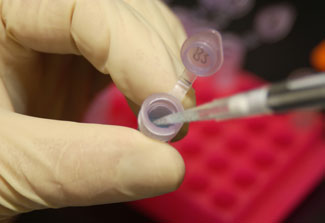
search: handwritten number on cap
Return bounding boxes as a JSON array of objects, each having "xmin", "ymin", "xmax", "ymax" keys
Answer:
[{"xmin": 193, "ymin": 47, "xmax": 209, "ymax": 64}]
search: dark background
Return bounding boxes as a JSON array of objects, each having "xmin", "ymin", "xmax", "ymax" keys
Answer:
[{"xmin": 17, "ymin": 0, "xmax": 325, "ymax": 222}]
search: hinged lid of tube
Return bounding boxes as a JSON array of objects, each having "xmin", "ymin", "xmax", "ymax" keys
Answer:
[{"xmin": 181, "ymin": 29, "xmax": 224, "ymax": 77}]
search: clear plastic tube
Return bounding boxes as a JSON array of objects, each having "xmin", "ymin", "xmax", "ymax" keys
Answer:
[
  {"xmin": 138, "ymin": 28, "xmax": 223, "ymax": 141},
  {"xmin": 138, "ymin": 93, "xmax": 185, "ymax": 141}
]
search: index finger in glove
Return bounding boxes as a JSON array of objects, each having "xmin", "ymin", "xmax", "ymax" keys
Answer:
[{"xmin": 1, "ymin": 0, "xmax": 195, "ymax": 108}]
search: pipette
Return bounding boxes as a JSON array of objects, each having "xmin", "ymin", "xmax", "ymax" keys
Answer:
[{"xmin": 153, "ymin": 73, "xmax": 325, "ymax": 125}]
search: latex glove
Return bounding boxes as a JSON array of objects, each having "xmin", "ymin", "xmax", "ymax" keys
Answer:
[{"xmin": 0, "ymin": 0, "xmax": 196, "ymax": 221}]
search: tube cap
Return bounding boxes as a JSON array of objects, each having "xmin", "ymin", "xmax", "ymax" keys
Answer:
[{"xmin": 181, "ymin": 28, "xmax": 223, "ymax": 77}]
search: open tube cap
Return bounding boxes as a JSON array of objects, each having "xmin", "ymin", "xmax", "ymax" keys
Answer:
[{"xmin": 181, "ymin": 28, "xmax": 223, "ymax": 77}]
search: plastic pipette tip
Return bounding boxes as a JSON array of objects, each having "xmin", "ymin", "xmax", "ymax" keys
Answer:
[
  {"xmin": 153, "ymin": 108, "xmax": 200, "ymax": 125},
  {"xmin": 153, "ymin": 113, "xmax": 181, "ymax": 126}
]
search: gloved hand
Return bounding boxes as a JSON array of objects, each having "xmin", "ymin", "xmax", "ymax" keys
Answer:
[{"xmin": 0, "ymin": 0, "xmax": 195, "ymax": 221}]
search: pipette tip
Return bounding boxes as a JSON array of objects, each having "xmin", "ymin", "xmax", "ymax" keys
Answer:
[{"xmin": 153, "ymin": 112, "xmax": 184, "ymax": 126}]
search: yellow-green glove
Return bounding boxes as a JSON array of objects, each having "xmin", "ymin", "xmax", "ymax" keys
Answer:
[{"xmin": 0, "ymin": 0, "xmax": 195, "ymax": 221}]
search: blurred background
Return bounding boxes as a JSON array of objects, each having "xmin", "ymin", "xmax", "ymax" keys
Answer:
[{"xmin": 17, "ymin": 0, "xmax": 324, "ymax": 222}]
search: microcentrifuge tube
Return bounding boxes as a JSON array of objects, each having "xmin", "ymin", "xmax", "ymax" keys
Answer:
[
  {"xmin": 254, "ymin": 3, "xmax": 296, "ymax": 43},
  {"xmin": 200, "ymin": 0, "xmax": 255, "ymax": 26},
  {"xmin": 138, "ymin": 28, "xmax": 223, "ymax": 141}
]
